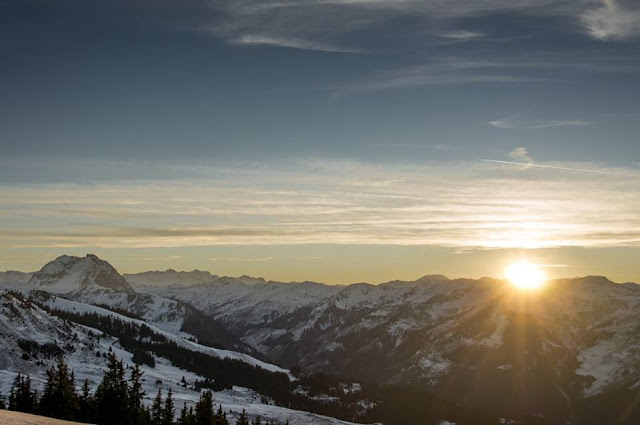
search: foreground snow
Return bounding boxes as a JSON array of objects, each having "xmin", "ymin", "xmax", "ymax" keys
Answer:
[{"xmin": 0, "ymin": 410, "xmax": 90, "ymax": 425}]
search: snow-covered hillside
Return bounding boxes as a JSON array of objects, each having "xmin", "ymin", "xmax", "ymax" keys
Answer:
[
  {"xmin": 37, "ymin": 295, "xmax": 292, "ymax": 378},
  {"xmin": 0, "ymin": 291, "xmax": 356, "ymax": 425}
]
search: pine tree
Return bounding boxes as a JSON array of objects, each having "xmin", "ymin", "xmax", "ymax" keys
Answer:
[
  {"xmin": 39, "ymin": 367, "xmax": 56, "ymax": 416},
  {"xmin": 140, "ymin": 405, "xmax": 153, "ymax": 425},
  {"xmin": 129, "ymin": 364, "xmax": 147, "ymax": 425},
  {"xmin": 251, "ymin": 415, "xmax": 262, "ymax": 425},
  {"xmin": 215, "ymin": 405, "xmax": 229, "ymax": 425},
  {"xmin": 94, "ymin": 353, "xmax": 131, "ymax": 425},
  {"xmin": 9, "ymin": 374, "xmax": 38, "ymax": 413},
  {"xmin": 39, "ymin": 357, "xmax": 79, "ymax": 420},
  {"xmin": 236, "ymin": 410, "xmax": 250, "ymax": 425},
  {"xmin": 78, "ymin": 379, "xmax": 94, "ymax": 423},
  {"xmin": 163, "ymin": 388, "xmax": 174, "ymax": 425},
  {"xmin": 179, "ymin": 402, "xmax": 189, "ymax": 425},
  {"xmin": 151, "ymin": 387, "xmax": 164, "ymax": 425},
  {"xmin": 194, "ymin": 391, "xmax": 214, "ymax": 425},
  {"xmin": 188, "ymin": 406, "xmax": 195, "ymax": 425}
]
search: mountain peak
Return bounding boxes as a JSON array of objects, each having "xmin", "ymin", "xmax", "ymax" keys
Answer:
[
  {"xmin": 124, "ymin": 269, "xmax": 219, "ymax": 287},
  {"xmin": 29, "ymin": 254, "xmax": 133, "ymax": 294},
  {"xmin": 416, "ymin": 274, "xmax": 450, "ymax": 283},
  {"xmin": 561, "ymin": 275, "xmax": 616, "ymax": 288},
  {"xmin": 236, "ymin": 275, "xmax": 266, "ymax": 285}
]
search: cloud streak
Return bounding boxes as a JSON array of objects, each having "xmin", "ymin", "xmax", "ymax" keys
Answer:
[
  {"xmin": 340, "ymin": 59, "xmax": 554, "ymax": 93},
  {"xmin": 208, "ymin": 0, "xmax": 640, "ymax": 57},
  {"xmin": 581, "ymin": 0, "xmax": 640, "ymax": 40},
  {"xmin": 2, "ymin": 158, "xmax": 640, "ymax": 251},
  {"xmin": 508, "ymin": 147, "xmax": 533, "ymax": 162},
  {"xmin": 489, "ymin": 119, "xmax": 591, "ymax": 129},
  {"xmin": 210, "ymin": 257, "xmax": 273, "ymax": 262},
  {"xmin": 229, "ymin": 34, "xmax": 363, "ymax": 53},
  {"xmin": 482, "ymin": 159, "xmax": 640, "ymax": 178}
]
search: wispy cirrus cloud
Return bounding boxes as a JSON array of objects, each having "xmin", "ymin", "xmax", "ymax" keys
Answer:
[
  {"xmin": 483, "ymin": 146, "xmax": 640, "ymax": 177},
  {"xmin": 376, "ymin": 142, "xmax": 461, "ymax": 152},
  {"xmin": 210, "ymin": 257, "xmax": 273, "ymax": 262},
  {"xmin": 581, "ymin": 0, "xmax": 640, "ymax": 40},
  {"xmin": 508, "ymin": 147, "xmax": 533, "ymax": 162},
  {"xmin": 339, "ymin": 59, "xmax": 551, "ymax": 92},
  {"xmin": 438, "ymin": 30, "xmax": 484, "ymax": 40},
  {"xmin": 336, "ymin": 54, "xmax": 637, "ymax": 94},
  {"xmin": 208, "ymin": 0, "xmax": 640, "ymax": 56},
  {"xmin": 289, "ymin": 256, "xmax": 326, "ymax": 261},
  {"xmin": 483, "ymin": 158, "xmax": 640, "ymax": 178},
  {"xmin": 229, "ymin": 34, "xmax": 364, "ymax": 53},
  {"xmin": 2, "ymin": 157, "xmax": 640, "ymax": 251},
  {"xmin": 489, "ymin": 118, "xmax": 591, "ymax": 129}
]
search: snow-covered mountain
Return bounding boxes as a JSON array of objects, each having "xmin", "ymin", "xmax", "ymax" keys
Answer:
[
  {"xmin": 124, "ymin": 269, "xmax": 220, "ymax": 287},
  {"xmin": 0, "ymin": 255, "xmax": 255, "ymax": 354},
  {"xmin": 0, "ymin": 291, "xmax": 357, "ymax": 425},
  {"xmin": 141, "ymin": 271, "xmax": 640, "ymax": 423},
  {"xmin": 0, "ymin": 271, "xmax": 33, "ymax": 286},
  {"xmin": 3, "ymin": 254, "xmax": 640, "ymax": 423},
  {"xmin": 137, "ymin": 278, "xmax": 341, "ymax": 329},
  {"xmin": 28, "ymin": 254, "xmax": 133, "ymax": 295},
  {"xmin": 124, "ymin": 270, "xmax": 275, "ymax": 289}
]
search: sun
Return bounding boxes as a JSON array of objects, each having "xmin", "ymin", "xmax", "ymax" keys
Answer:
[{"xmin": 505, "ymin": 261, "xmax": 546, "ymax": 290}]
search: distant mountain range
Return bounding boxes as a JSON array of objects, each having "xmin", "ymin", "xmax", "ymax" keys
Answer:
[{"xmin": 1, "ymin": 254, "xmax": 639, "ymax": 425}]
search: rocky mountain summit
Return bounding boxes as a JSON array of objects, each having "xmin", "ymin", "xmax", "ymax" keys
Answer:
[{"xmin": 28, "ymin": 254, "xmax": 134, "ymax": 294}]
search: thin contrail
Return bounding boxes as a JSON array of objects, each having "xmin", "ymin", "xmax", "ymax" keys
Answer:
[{"xmin": 481, "ymin": 159, "xmax": 640, "ymax": 178}]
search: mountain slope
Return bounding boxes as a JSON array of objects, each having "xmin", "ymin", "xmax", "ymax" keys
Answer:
[
  {"xmin": 0, "ymin": 271, "xmax": 33, "ymax": 286},
  {"xmin": 144, "ymin": 272, "xmax": 640, "ymax": 423},
  {"xmin": 0, "ymin": 255, "xmax": 254, "ymax": 354},
  {"xmin": 134, "ymin": 276, "xmax": 342, "ymax": 329},
  {"xmin": 0, "ymin": 291, "xmax": 360, "ymax": 425},
  {"xmin": 124, "ymin": 269, "xmax": 220, "ymax": 287}
]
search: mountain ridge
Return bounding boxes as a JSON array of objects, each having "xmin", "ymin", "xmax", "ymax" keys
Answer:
[
  {"xmin": 2, "ymin": 254, "xmax": 640, "ymax": 423},
  {"xmin": 3, "ymin": 254, "xmax": 637, "ymax": 288}
]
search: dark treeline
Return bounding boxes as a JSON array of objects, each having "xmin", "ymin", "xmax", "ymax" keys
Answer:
[
  {"xmin": 3, "ymin": 355, "xmax": 283, "ymax": 425},
  {"xmin": 40, "ymin": 307, "xmax": 292, "ymax": 404},
  {"xmin": 287, "ymin": 373, "xmax": 556, "ymax": 425}
]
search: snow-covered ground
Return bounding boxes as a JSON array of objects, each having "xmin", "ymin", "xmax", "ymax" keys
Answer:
[
  {"xmin": 39, "ymin": 295, "xmax": 293, "ymax": 378},
  {"xmin": 0, "ymin": 291, "xmax": 358, "ymax": 425},
  {"xmin": 0, "ymin": 410, "xmax": 90, "ymax": 425}
]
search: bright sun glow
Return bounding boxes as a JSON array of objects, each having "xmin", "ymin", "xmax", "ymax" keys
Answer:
[{"xmin": 505, "ymin": 261, "xmax": 546, "ymax": 290}]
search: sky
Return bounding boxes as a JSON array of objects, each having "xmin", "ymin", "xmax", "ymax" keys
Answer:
[{"xmin": 1, "ymin": 0, "xmax": 640, "ymax": 284}]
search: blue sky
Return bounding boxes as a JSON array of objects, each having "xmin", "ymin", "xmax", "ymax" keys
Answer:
[{"xmin": 1, "ymin": 0, "xmax": 640, "ymax": 283}]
